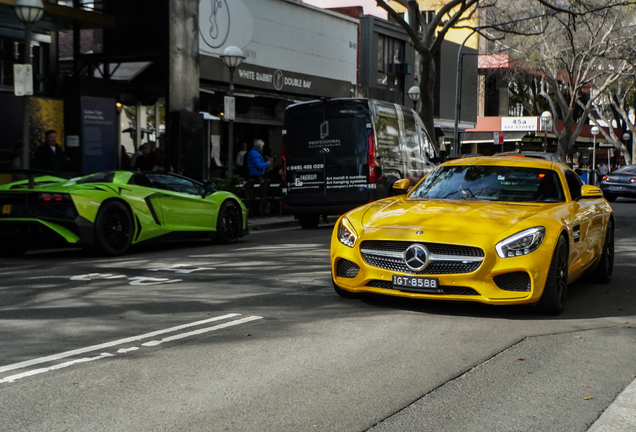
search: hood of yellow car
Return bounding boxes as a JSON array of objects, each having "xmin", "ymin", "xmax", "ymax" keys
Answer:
[{"xmin": 361, "ymin": 197, "xmax": 550, "ymax": 235}]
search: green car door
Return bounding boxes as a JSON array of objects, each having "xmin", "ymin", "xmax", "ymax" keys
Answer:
[{"xmin": 144, "ymin": 173, "xmax": 218, "ymax": 231}]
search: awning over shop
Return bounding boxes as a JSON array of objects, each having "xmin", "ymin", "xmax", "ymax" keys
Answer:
[{"xmin": 461, "ymin": 131, "xmax": 529, "ymax": 144}]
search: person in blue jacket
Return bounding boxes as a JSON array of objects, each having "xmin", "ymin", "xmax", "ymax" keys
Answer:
[{"xmin": 246, "ymin": 139, "xmax": 270, "ymax": 182}]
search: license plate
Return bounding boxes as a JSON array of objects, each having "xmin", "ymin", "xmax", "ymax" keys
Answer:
[
  {"xmin": 392, "ymin": 275, "xmax": 439, "ymax": 292},
  {"xmin": 609, "ymin": 186, "xmax": 623, "ymax": 191},
  {"xmin": 2, "ymin": 204, "xmax": 10, "ymax": 215},
  {"xmin": 300, "ymin": 174, "xmax": 317, "ymax": 181}
]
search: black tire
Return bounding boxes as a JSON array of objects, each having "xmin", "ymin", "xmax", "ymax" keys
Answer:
[
  {"xmin": 591, "ymin": 220, "xmax": 614, "ymax": 283},
  {"xmin": 604, "ymin": 194, "xmax": 617, "ymax": 202},
  {"xmin": 94, "ymin": 200, "xmax": 134, "ymax": 256},
  {"xmin": 216, "ymin": 200, "xmax": 242, "ymax": 243},
  {"xmin": 333, "ymin": 278, "xmax": 359, "ymax": 299},
  {"xmin": 299, "ymin": 213, "xmax": 320, "ymax": 229},
  {"xmin": 537, "ymin": 235, "xmax": 569, "ymax": 315}
]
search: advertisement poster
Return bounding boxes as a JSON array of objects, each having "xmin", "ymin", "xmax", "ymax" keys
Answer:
[
  {"xmin": 81, "ymin": 97, "xmax": 117, "ymax": 174},
  {"xmin": 0, "ymin": 95, "xmax": 63, "ymax": 172}
]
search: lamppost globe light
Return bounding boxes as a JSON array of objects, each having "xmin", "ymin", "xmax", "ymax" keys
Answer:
[
  {"xmin": 14, "ymin": 0, "xmax": 45, "ymax": 24},
  {"xmin": 220, "ymin": 46, "xmax": 245, "ymax": 69},
  {"xmin": 407, "ymin": 86, "xmax": 420, "ymax": 102},
  {"xmin": 221, "ymin": 46, "xmax": 245, "ymax": 177},
  {"xmin": 622, "ymin": 132, "xmax": 630, "ymax": 141},
  {"xmin": 540, "ymin": 110, "xmax": 552, "ymax": 121},
  {"xmin": 591, "ymin": 126, "xmax": 600, "ymax": 136}
]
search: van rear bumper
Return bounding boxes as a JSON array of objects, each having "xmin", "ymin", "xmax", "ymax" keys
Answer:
[{"xmin": 283, "ymin": 203, "xmax": 368, "ymax": 216}]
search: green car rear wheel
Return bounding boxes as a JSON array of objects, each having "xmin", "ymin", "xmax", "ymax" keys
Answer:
[{"xmin": 95, "ymin": 200, "xmax": 134, "ymax": 256}]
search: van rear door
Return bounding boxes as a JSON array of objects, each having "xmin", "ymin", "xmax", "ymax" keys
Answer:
[{"xmin": 284, "ymin": 100, "xmax": 371, "ymax": 212}]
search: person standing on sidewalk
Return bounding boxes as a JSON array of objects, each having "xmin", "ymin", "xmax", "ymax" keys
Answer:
[
  {"xmin": 246, "ymin": 139, "xmax": 270, "ymax": 183},
  {"xmin": 32, "ymin": 130, "xmax": 67, "ymax": 172}
]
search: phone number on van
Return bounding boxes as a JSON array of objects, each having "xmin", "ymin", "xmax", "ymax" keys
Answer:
[{"xmin": 287, "ymin": 164, "xmax": 324, "ymax": 171}]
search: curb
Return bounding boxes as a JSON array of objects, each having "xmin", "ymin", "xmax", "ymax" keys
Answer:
[{"xmin": 248, "ymin": 219, "xmax": 300, "ymax": 231}]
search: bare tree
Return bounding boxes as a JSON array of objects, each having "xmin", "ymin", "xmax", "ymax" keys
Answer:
[
  {"xmin": 486, "ymin": 0, "xmax": 636, "ymax": 159},
  {"xmin": 590, "ymin": 75, "xmax": 636, "ymax": 165},
  {"xmin": 375, "ymin": 0, "xmax": 485, "ymax": 146}
]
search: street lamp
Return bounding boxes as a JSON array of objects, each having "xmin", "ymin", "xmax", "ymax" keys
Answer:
[
  {"xmin": 591, "ymin": 125, "xmax": 600, "ymax": 185},
  {"xmin": 623, "ymin": 132, "xmax": 632, "ymax": 166},
  {"xmin": 14, "ymin": 0, "xmax": 45, "ymax": 170},
  {"xmin": 407, "ymin": 85, "xmax": 420, "ymax": 110},
  {"xmin": 540, "ymin": 111, "xmax": 552, "ymax": 153},
  {"xmin": 220, "ymin": 45, "xmax": 245, "ymax": 177}
]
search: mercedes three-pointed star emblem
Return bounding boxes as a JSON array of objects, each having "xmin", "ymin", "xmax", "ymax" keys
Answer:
[{"xmin": 404, "ymin": 244, "xmax": 430, "ymax": 272}]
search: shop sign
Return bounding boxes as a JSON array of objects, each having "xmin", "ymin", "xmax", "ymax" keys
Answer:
[{"xmin": 501, "ymin": 117, "xmax": 538, "ymax": 131}]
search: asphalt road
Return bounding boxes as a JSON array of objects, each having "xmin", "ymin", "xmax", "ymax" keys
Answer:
[{"xmin": 0, "ymin": 201, "xmax": 635, "ymax": 432}]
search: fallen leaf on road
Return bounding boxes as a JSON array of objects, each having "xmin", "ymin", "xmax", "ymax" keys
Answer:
[
  {"xmin": 119, "ymin": 316, "xmax": 125, "ymax": 319},
  {"xmin": 517, "ymin": 358, "xmax": 525, "ymax": 361},
  {"xmin": 584, "ymin": 397, "xmax": 593, "ymax": 400},
  {"xmin": 574, "ymin": 336, "xmax": 582, "ymax": 339},
  {"xmin": 582, "ymin": 385, "xmax": 588, "ymax": 388}
]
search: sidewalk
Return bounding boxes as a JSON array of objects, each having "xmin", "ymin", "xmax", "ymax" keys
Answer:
[{"xmin": 247, "ymin": 215, "xmax": 299, "ymax": 231}]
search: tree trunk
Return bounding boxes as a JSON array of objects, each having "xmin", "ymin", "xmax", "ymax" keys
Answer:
[{"xmin": 418, "ymin": 51, "xmax": 437, "ymax": 147}]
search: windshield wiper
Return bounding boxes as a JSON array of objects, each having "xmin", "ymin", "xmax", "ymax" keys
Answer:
[{"xmin": 443, "ymin": 189, "xmax": 476, "ymax": 199}]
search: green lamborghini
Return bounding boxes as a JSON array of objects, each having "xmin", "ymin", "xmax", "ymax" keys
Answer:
[{"xmin": 0, "ymin": 170, "xmax": 248, "ymax": 256}]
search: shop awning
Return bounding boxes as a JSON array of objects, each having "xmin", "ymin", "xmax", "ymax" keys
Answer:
[{"xmin": 461, "ymin": 131, "xmax": 530, "ymax": 144}]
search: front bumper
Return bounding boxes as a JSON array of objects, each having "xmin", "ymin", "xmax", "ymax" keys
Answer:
[{"xmin": 330, "ymin": 230, "xmax": 557, "ymax": 305}]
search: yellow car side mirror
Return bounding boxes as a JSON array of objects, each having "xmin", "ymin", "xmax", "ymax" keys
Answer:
[
  {"xmin": 580, "ymin": 185, "xmax": 603, "ymax": 199},
  {"xmin": 392, "ymin": 179, "xmax": 410, "ymax": 191}
]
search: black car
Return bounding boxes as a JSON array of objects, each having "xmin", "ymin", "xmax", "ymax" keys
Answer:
[{"xmin": 600, "ymin": 165, "xmax": 636, "ymax": 201}]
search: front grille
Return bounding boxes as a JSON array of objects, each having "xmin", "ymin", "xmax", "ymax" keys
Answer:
[
  {"xmin": 494, "ymin": 272, "xmax": 531, "ymax": 292},
  {"xmin": 366, "ymin": 280, "xmax": 479, "ymax": 295},
  {"xmin": 360, "ymin": 240, "xmax": 484, "ymax": 275},
  {"xmin": 337, "ymin": 259, "xmax": 360, "ymax": 278},
  {"xmin": 361, "ymin": 241, "xmax": 484, "ymax": 257}
]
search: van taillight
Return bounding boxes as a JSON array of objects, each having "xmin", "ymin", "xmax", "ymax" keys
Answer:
[
  {"xmin": 281, "ymin": 138, "xmax": 287, "ymax": 187},
  {"xmin": 368, "ymin": 135, "xmax": 379, "ymax": 183}
]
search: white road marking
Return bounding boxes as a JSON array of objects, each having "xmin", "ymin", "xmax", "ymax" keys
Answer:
[
  {"xmin": 70, "ymin": 273, "xmax": 128, "ymax": 281},
  {"xmin": 0, "ymin": 353, "xmax": 115, "ymax": 383},
  {"xmin": 141, "ymin": 316, "xmax": 263, "ymax": 347},
  {"xmin": 0, "ymin": 313, "xmax": 240, "ymax": 375},
  {"xmin": 117, "ymin": 347, "xmax": 139, "ymax": 354},
  {"xmin": 148, "ymin": 264, "xmax": 216, "ymax": 274},
  {"xmin": 128, "ymin": 277, "xmax": 182, "ymax": 286}
]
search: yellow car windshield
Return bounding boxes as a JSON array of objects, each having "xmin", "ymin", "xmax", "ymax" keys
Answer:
[{"xmin": 409, "ymin": 165, "xmax": 565, "ymax": 203}]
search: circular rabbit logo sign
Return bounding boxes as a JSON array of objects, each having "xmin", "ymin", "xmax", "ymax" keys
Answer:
[{"xmin": 199, "ymin": 0, "xmax": 253, "ymax": 53}]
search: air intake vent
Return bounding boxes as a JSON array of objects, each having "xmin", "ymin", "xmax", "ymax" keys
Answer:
[
  {"xmin": 337, "ymin": 259, "xmax": 360, "ymax": 278},
  {"xmin": 494, "ymin": 272, "xmax": 531, "ymax": 292}
]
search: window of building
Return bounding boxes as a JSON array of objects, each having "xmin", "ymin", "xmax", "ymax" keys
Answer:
[{"xmin": 377, "ymin": 34, "xmax": 404, "ymax": 90}]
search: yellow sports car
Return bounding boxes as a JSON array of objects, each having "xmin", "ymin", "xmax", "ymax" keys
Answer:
[{"xmin": 331, "ymin": 156, "xmax": 614, "ymax": 314}]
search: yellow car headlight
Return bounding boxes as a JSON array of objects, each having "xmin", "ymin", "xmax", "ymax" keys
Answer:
[
  {"xmin": 496, "ymin": 227, "xmax": 545, "ymax": 258},
  {"xmin": 338, "ymin": 216, "xmax": 358, "ymax": 248}
]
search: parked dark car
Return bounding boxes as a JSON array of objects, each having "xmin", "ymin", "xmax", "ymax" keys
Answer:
[{"xmin": 600, "ymin": 164, "xmax": 636, "ymax": 201}]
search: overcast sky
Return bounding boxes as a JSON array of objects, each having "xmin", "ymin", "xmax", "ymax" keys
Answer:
[{"xmin": 301, "ymin": 0, "xmax": 388, "ymax": 18}]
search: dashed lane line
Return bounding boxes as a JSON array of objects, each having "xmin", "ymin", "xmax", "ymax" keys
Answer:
[
  {"xmin": 0, "ymin": 315, "xmax": 263, "ymax": 384},
  {"xmin": 0, "ymin": 313, "xmax": 243, "ymax": 375}
]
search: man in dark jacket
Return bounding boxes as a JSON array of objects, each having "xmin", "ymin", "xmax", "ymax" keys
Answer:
[
  {"xmin": 32, "ymin": 130, "xmax": 67, "ymax": 172},
  {"xmin": 246, "ymin": 139, "xmax": 270, "ymax": 182}
]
